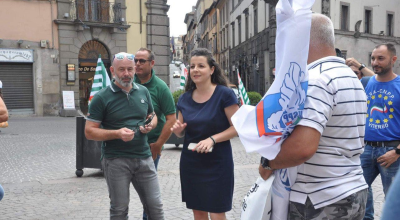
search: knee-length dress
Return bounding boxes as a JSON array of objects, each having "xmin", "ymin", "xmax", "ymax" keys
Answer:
[{"xmin": 176, "ymin": 85, "xmax": 238, "ymax": 213}]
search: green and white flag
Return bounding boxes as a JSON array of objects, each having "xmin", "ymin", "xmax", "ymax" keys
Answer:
[
  {"xmin": 237, "ymin": 69, "xmax": 250, "ymax": 105},
  {"xmin": 179, "ymin": 63, "xmax": 188, "ymax": 90},
  {"xmin": 89, "ymin": 55, "xmax": 111, "ymax": 104}
]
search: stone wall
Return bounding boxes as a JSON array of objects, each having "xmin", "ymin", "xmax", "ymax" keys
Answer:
[
  {"xmin": 0, "ymin": 39, "xmax": 60, "ymax": 116},
  {"xmin": 57, "ymin": 24, "xmax": 128, "ymax": 112},
  {"xmin": 145, "ymin": 0, "xmax": 171, "ymax": 83}
]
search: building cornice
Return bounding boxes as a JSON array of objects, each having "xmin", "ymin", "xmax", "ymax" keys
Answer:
[
  {"xmin": 54, "ymin": 19, "xmax": 130, "ymax": 30},
  {"xmin": 335, "ymin": 29, "xmax": 400, "ymax": 42}
]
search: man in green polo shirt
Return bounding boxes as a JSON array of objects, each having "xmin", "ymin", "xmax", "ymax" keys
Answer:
[
  {"xmin": 85, "ymin": 52, "xmax": 165, "ymax": 220},
  {"xmin": 134, "ymin": 48, "xmax": 176, "ymax": 220}
]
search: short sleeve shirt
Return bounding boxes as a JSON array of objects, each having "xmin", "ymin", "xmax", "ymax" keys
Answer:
[
  {"xmin": 87, "ymin": 82, "xmax": 154, "ymax": 159},
  {"xmin": 292, "ymin": 56, "xmax": 368, "ymax": 209},
  {"xmin": 134, "ymin": 70, "xmax": 176, "ymax": 143},
  {"xmin": 364, "ymin": 76, "xmax": 400, "ymax": 141}
]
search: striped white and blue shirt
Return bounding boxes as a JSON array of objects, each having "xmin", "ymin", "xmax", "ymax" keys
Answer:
[{"xmin": 291, "ymin": 56, "xmax": 368, "ymax": 209}]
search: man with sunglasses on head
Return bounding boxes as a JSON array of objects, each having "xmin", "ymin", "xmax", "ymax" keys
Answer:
[
  {"xmin": 85, "ymin": 52, "xmax": 164, "ymax": 220},
  {"xmin": 133, "ymin": 48, "xmax": 176, "ymax": 220}
]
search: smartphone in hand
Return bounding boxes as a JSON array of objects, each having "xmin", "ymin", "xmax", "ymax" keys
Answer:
[
  {"xmin": 144, "ymin": 113, "xmax": 155, "ymax": 126},
  {"xmin": 188, "ymin": 143, "xmax": 213, "ymax": 152}
]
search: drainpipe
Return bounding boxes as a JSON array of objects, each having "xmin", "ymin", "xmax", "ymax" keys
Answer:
[
  {"xmin": 140, "ymin": 0, "xmax": 142, "ymax": 33},
  {"xmin": 49, "ymin": 0, "xmax": 55, "ymax": 49}
]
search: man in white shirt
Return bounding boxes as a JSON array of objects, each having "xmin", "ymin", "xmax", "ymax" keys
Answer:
[{"xmin": 259, "ymin": 13, "xmax": 368, "ymax": 219}]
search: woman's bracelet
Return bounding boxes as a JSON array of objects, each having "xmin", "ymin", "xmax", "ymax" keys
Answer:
[
  {"xmin": 176, "ymin": 130, "xmax": 185, "ymax": 138},
  {"xmin": 209, "ymin": 136, "xmax": 216, "ymax": 146}
]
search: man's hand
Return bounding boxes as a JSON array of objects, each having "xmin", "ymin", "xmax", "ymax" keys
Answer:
[
  {"xmin": 377, "ymin": 149, "xmax": 400, "ymax": 168},
  {"xmin": 139, "ymin": 122, "xmax": 153, "ymax": 134},
  {"xmin": 345, "ymin": 57, "xmax": 362, "ymax": 69},
  {"xmin": 119, "ymin": 128, "xmax": 135, "ymax": 142},
  {"xmin": 150, "ymin": 141, "xmax": 163, "ymax": 160},
  {"xmin": 259, "ymin": 164, "xmax": 274, "ymax": 180}
]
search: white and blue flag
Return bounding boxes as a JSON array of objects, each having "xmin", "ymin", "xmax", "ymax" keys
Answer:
[{"xmin": 233, "ymin": 0, "xmax": 314, "ymax": 219}]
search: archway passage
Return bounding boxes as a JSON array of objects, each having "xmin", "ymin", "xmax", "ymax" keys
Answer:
[{"xmin": 78, "ymin": 40, "xmax": 111, "ymax": 114}]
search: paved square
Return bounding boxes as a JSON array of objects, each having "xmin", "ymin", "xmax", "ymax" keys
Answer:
[{"xmin": 0, "ymin": 117, "xmax": 384, "ymax": 219}]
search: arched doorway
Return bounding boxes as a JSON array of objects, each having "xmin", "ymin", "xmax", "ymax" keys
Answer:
[{"xmin": 78, "ymin": 40, "xmax": 111, "ymax": 114}]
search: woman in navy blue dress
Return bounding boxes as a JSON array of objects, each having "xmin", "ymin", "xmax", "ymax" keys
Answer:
[{"xmin": 171, "ymin": 48, "xmax": 239, "ymax": 220}]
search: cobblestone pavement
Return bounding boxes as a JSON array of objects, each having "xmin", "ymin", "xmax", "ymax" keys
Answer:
[{"xmin": 0, "ymin": 116, "xmax": 384, "ymax": 219}]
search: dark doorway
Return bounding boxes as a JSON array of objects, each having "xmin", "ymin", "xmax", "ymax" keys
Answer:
[{"xmin": 78, "ymin": 40, "xmax": 111, "ymax": 114}]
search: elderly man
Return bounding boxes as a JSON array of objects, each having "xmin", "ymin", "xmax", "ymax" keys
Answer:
[
  {"xmin": 85, "ymin": 52, "xmax": 164, "ymax": 220},
  {"xmin": 260, "ymin": 14, "xmax": 368, "ymax": 219}
]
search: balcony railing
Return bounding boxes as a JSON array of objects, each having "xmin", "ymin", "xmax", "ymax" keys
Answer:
[{"xmin": 70, "ymin": 0, "xmax": 122, "ymax": 23}]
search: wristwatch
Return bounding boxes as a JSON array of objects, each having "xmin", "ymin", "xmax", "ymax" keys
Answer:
[
  {"xmin": 359, "ymin": 63, "xmax": 366, "ymax": 71},
  {"xmin": 395, "ymin": 148, "xmax": 400, "ymax": 155},
  {"xmin": 260, "ymin": 157, "xmax": 273, "ymax": 170}
]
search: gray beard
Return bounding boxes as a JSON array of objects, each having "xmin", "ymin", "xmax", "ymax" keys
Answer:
[{"xmin": 114, "ymin": 75, "xmax": 133, "ymax": 88}]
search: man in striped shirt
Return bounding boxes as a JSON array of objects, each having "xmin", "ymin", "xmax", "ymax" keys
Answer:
[{"xmin": 259, "ymin": 13, "xmax": 368, "ymax": 219}]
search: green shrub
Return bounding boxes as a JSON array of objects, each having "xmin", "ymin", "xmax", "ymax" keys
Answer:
[
  {"xmin": 172, "ymin": 89, "xmax": 185, "ymax": 105},
  {"xmin": 247, "ymin": 91, "xmax": 262, "ymax": 106}
]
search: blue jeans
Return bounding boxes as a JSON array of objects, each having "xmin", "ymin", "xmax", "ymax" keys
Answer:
[
  {"xmin": 381, "ymin": 168, "xmax": 400, "ymax": 220},
  {"xmin": 0, "ymin": 184, "xmax": 4, "ymax": 201},
  {"xmin": 360, "ymin": 144, "xmax": 400, "ymax": 220},
  {"xmin": 143, "ymin": 154, "xmax": 161, "ymax": 220},
  {"xmin": 102, "ymin": 157, "xmax": 164, "ymax": 220}
]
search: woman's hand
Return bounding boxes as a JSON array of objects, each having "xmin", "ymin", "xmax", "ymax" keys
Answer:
[
  {"xmin": 192, "ymin": 138, "xmax": 214, "ymax": 154},
  {"xmin": 171, "ymin": 120, "xmax": 187, "ymax": 137}
]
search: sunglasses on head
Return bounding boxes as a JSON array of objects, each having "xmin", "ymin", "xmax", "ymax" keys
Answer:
[
  {"xmin": 134, "ymin": 59, "xmax": 152, "ymax": 64},
  {"xmin": 114, "ymin": 53, "xmax": 135, "ymax": 61}
]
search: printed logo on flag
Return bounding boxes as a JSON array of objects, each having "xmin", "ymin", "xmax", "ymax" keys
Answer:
[
  {"xmin": 279, "ymin": 169, "xmax": 291, "ymax": 192},
  {"xmin": 256, "ymin": 62, "xmax": 307, "ymax": 138}
]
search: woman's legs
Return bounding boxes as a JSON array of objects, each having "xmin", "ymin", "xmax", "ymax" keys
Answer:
[
  {"xmin": 193, "ymin": 210, "xmax": 208, "ymax": 220},
  {"xmin": 210, "ymin": 212, "xmax": 226, "ymax": 220},
  {"xmin": 192, "ymin": 210, "xmax": 227, "ymax": 220}
]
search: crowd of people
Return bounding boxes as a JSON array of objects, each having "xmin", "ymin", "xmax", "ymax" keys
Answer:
[
  {"xmin": 81, "ymin": 12, "xmax": 400, "ymax": 220},
  {"xmin": 0, "ymin": 9, "xmax": 391, "ymax": 220}
]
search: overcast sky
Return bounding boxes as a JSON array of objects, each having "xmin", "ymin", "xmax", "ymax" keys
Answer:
[{"xmin": 168, "ymin": 0, "xmax": 198, "ymax": 37}]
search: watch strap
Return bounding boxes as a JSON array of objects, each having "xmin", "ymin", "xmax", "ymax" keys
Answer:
[
  {"xmin": 260, "ymin": 157, "xmax": 273, "ymax": 170},
  {"xmin": 359, "ymin": 64, "xmax": 366, "ymax": 71}
]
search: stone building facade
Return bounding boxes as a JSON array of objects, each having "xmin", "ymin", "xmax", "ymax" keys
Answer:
[
  {"xmin": 55, "ymin": 0, "xmax": 129, "ymax": 115},
  {"xmin": 0, "ymin": 0, "xmax": 60, "ymax": 116},
  {"xmin": 0, "ymin": 0, "xmax": 171, "ymax": 116},
  {"xmin": 183, "ymin": 0, "xmax": 400, "ymax": 96}
]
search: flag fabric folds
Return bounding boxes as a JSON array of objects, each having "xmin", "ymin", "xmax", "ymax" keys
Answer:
[
  {"xmin": 232, "ymin": 0, "xmax": 314, "ymax": 219},
  {"xmin": 179, "ymin": 63, "xmax": 188, "ymax": 90},
  {"xmin": 88, "ymin": 55, "xmax": 111, "ymax": 104},
  {"xmin": 232, "ymin": 0, "xmax": 313, "ymax": 161},
  {"xmin": 237, "ymin": 70, "xmax": 250, "ymax": 105}
]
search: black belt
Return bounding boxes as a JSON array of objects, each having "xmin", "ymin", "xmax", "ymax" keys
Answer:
[{"xmin": 365, "ymin": 141, "xmax": 400, "ymax": 147}]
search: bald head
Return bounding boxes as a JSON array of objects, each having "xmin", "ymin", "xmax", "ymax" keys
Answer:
[
  {"xmin": 308, "ymin": 13, "xmax": 336, "ymax": 64},
  {"xmin": 112, "ymin": 52, "xmax": 135, "ymax": 67},
  {"xmin": 111, "ymin": 52, "xmax": 135, "ymax": 89}
]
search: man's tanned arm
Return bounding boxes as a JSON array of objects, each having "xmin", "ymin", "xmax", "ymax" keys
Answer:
[
  {"xmin": 259, "ymin": 125, "xmax": 320, "ymax": 180},
  {"xmin": 0, "ymin": 97, "xmax": 8, "ymax": 123}
]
